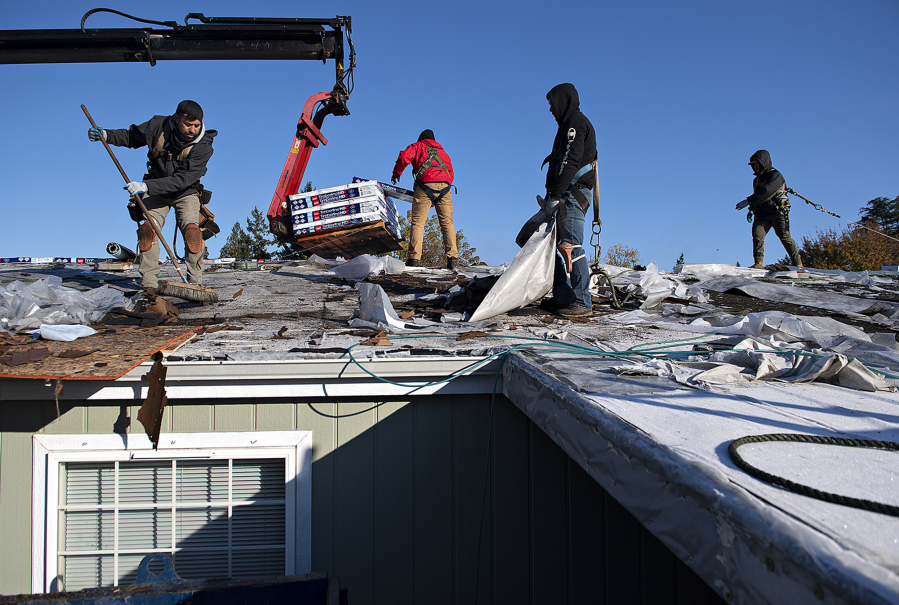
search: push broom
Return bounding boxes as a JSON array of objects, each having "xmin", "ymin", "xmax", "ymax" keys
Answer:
[{"xmin": 82, "ymin": 105, "xmax": 218, "ymax": 304}]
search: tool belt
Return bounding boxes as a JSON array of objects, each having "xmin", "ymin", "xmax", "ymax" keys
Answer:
[
  {"xmin": 126, "ymin": 185, "xmax": 218, "ymax": 241},
  {"xmin": 198, "ymin": 204, "xmax": 220, "ymax": 240}
]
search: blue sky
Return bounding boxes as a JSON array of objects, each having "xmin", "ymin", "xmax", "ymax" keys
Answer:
[{"xmin": 1, "ymin": 0, "xmax": 896, "ymax": 268}]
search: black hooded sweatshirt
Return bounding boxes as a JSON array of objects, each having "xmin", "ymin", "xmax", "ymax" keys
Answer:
[
  {"xmin": 746, "ymin": 149, "xmax": 788, "ymax": 211},
  {"xmin": 543, "ymin": 83, "xmax": 597, "ymax": 200},
  {"xmin": 105, "ymin": 115, "xmax": 217, "ymax": 198}
]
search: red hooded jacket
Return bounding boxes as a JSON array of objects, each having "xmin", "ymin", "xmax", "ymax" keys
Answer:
[{"xmin": 392, "ymin": 139, "xmax": 454, "ymax": 184}]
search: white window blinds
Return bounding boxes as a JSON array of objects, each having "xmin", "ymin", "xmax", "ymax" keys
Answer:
[{"xmin": 60, "ymin": 457, "xmax": 286, "ymax": 591}]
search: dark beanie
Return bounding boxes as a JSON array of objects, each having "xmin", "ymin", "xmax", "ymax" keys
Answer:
[
  {"xmin": 418, "ymin": 129, "xmax": 435, "ymax": 141},
  {"xmin": 176, "ymin": 100, "xmax": 203, "ymax": 122}
]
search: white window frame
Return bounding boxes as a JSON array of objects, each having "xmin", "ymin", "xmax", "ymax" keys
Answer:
[{"xmin": 32, "ymin": 431, "xmax": 312, "ymax": 594}]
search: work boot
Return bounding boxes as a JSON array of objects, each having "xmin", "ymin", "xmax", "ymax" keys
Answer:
[
  {"xmin": 557, "ymin": 305, "xmax": 592, "ymax": 318},
  {"xmin": 750, "ymin": 262, "xmax": 764, "ymax": 269},
  {"xmin": 406, "ymin": 258, "xmax": 420, "ymax": 267},
  {"xmin": 447, "ymin": 257, "xmax": 458, "ymax": 271},
  {"xmin": 539, "ymin": 298, "xmax": 569, "ymax": 311}
]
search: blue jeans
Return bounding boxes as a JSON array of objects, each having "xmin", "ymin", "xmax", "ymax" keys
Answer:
[{"xmin": 551, "ymin": 191, "xmax": 592, "ymax": 310}]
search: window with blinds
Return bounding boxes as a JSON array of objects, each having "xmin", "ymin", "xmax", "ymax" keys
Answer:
[{"xmin": 59, "ymin": 457, "xmax": 287, "ymax": 591}]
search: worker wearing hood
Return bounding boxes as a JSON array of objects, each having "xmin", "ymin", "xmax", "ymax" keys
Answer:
[
  {"xmin": 735, "ymin": 150, "xmax": 802, "ymax": 269},
  {"xmin": 539, "ymin": 83, "xmax": 597, "ymax": 317}
]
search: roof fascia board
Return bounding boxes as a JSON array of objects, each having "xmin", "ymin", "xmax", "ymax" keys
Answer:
[{"xmin": 0, "ymin": 356, "xmax": 504, "ymax": 401}]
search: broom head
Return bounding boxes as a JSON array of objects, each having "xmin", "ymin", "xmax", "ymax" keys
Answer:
[{"xmin": 157, "ymin": 280, "xmax": 219, "ymax": 304}]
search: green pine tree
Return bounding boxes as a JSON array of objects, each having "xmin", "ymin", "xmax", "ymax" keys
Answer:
[
  {"xmin": 219, "ymin": 222, "xmax": 252, "ymax": 259},
  {"xmin": 246, "ymin": 206, "xmax": 275, "ymax": 259}
]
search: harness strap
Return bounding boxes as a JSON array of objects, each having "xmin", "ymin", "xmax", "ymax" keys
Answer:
[
  {"xmin": 568, "ymin": 162, "xmax": 594, "ymax": 213},
  {"xmin": 414, "ymin": 144, "xmax": 451, "ymax": 183},
  {"xmin": 149, "ymin": 119, "xmax": 194, "ymax": 164},
  {"xmin": 421, "ymin": 183, "xmax": 452, "ymax": 206}
]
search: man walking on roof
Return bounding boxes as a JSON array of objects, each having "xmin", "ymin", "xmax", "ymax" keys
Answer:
[
  {"xmin": 391, "ymin": 130, "xmax": 458, "ymax": 270},
  {"xmin": 88, "ymin": 100, "xmax": 217, "ymax": 294},
  {"xmin": 735, "ymin": 150, "xmax": 803, "ymax": 269},
  {"xmin": 540, "ymin": 83, "xmax": 597, "ymax": 318}
]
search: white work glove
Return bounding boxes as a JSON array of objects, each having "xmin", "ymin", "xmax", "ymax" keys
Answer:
[
  {"xmin": 125, "ymin": 181, "xmax": 148, "ymax": 196},
  {"xmin": 87, "ymin": 127, "xmax": 106, "ymax": 142},
  {"xmin": 735, "ymin": 199, "xmax": 750, "ymax": 210}
]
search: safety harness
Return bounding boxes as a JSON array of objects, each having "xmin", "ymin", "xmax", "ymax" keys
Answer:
[
  {"xmin": 414, "ymin": 143, "xmax": 455, "ymax": 205},
  {"xmin": 149, "ymin": 118, "xmax": 195, "ymax": 165}
]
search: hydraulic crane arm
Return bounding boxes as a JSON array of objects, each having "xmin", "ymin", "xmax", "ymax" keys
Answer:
[
  {"xmin": 0, "ymin": 8, "xmax": 356, "ymax": 245},
  {"xmin": 0, "ymin": 10, "xmax": 351, "ymax": 71}
]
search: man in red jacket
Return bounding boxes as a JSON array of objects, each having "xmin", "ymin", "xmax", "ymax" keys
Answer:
[{"xmin": 391, "ymin": 129, "xmax": 458, "ymax": 269}]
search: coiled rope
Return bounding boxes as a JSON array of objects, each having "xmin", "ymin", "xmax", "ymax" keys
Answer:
[{"xmin": 729, "ymin": 433, "xmax": 899, "ymax": 517}]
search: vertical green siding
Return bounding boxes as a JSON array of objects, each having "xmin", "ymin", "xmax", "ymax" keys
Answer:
[
  {"xmin": 373, "ymin": 400, "xmax": 413, "ymax": 605},
  {"xmin": 0, "ymin": 400, "xmax": 43, "ymax": 595},
  {"xmin": 0, "ymin": 395, "xmax": 725, "ymax": 605}
]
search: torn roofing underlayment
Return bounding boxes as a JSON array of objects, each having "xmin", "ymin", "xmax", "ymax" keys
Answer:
[{"xmin": 1, "ymin": 254, "xmax": 899, "ymax": 603}]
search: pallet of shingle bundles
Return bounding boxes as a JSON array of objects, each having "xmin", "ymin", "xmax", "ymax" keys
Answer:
[{"xmin": 287, "ymin": 181, "xmax": 403, "ymax": 257}]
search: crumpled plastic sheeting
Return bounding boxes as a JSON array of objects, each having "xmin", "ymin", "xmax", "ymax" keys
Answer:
[
  {"xmin": 590, "ymin": 262, "xmax": 708, "ymax": 307},
  {"xmin": 676, "ymin": 263, "xmax": 766, "ymax": 281},
  {"xmin": 614, "ymin": 337, "xmax": 893, "ymax": 392},
  {"xmin": 605, "ymin": 311, "xmax": 898, "ymax": 391},
  {"xmin": 351, "ymin": 282, "xmax": 500, "ymax": 333},
  {"xmin": 295, "ymin": 254, "xmax": 344, "ymax": 270},
  {"xmin": 638, "ymin": 261, "xmax": 709, "ymax": 309},
  {"xmin": 469, "ymin": 219, "xmax": 556, "ymax": 321},
  {"xmin": 0, "ymin": 276, "xmax": 132, "ymax": 332},
  {"xmin": 456, "ymin": 264, "xmax": 510, "ymax": 279},
  {"xmin": 331, "ymin": 254, "xmax": 405, "ymax": 281}
]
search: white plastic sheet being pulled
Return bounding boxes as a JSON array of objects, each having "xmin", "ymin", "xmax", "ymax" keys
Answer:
[
  {"xmin": 469, "ymin": 220, "xmax": 556, "ymax": 321},
  {"xmin": 0, "ymin": 275, "xmax": 133, "ymax": 333}
]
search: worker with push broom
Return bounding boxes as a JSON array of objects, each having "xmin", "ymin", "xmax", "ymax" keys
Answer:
[{"xmin": 87, "ymin": 100, "xmax": 217, "ymax": 301}]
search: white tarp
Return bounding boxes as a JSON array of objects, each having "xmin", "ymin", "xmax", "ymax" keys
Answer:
[
  {"xmin": 331, "ymin": 254, "xmax": 406, "ymax": 281},
  {"xmin": 0, "ymin": 275, "xmax": 132, "ymax": 332},
  {"xmin": 469, "ymin": 220, "xmax": 556, "ymax": 321}
]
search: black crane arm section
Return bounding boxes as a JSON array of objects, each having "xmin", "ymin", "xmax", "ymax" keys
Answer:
[{"xmin": 0, "ymin": 9, "xmax": 354, "ymax": 97}]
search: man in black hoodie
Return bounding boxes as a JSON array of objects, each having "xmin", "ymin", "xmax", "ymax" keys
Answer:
[
  {"xmin": 735, "ymin": 150, "xmax": 802, "ymax": 269},
  {"xmin": 88, "ymin": 100, "xmax": 217, "ymax": 293},
  {"xmin": 541, "ymin": 83, "xmax": 597, "ymax": 317}
]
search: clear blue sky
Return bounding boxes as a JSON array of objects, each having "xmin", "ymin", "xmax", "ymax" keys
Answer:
[{"xmin": 1, "ymin": 1, "xmax": 896, "ymax": 268}]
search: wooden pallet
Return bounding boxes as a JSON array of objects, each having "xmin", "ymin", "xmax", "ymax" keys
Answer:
[{"xmin": 293, "ymin": 220, "xmax": 403, "ymax": 259}]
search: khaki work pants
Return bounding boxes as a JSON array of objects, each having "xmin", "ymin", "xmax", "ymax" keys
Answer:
[
  {"xmin": 139, "ymin": 192, "xmax": 203, "ymax": 288},
  {"xmin": 409, "ymin": 182, "xmax": 457, "ymax": 261},
  {"xmin": 752, "ymin": 208, "xmax": 801, "ymax": 266}
]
